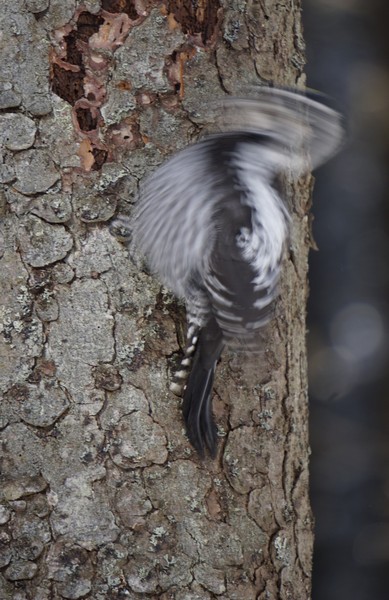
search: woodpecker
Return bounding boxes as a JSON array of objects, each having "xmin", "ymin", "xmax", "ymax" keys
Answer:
[{"xmin": 113, "ymin": 88, "xmax": 343, "ymax": 457}]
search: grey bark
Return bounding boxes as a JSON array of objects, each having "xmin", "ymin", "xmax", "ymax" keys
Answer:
[{"xmin": 0, "ymin": 1, "xmax": 312, "ymax": 599}]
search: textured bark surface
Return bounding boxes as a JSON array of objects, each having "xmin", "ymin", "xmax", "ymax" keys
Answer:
[{"xmin": 0, "ymin": 1, "xmax": 312, "ymax": 598}]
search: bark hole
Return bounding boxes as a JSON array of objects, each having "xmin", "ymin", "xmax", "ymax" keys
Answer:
[
  {"xmin": 51, "ymin": 12, "xmax": 104, "ymax": 106},
  {"xmin": 167, "ymin": 0, "xmax": 221, "ymax": 44},
  {"xmin": 51, "ymin": 64, "xmax": 84, "ymax": 105},
  {"xmin": 91, "ymin": 148, "xmax": 108, "ymax": 170},
  {"xmin": 101, "ymin": 0, "xmax": 138, "ymax": 19},
  {"xmin": 75, "ymin": 107, "xmax": 99, "ymax": 131}
]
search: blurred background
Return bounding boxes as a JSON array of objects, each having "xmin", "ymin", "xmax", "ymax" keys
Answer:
[{"xmin": 303, "ymin": 0, "xmax": 389, "ymax": 598}]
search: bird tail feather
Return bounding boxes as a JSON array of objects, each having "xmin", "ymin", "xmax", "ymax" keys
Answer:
[{"xmin": 173, "ymin": 318, "xmax": 223, "ymax": 457}]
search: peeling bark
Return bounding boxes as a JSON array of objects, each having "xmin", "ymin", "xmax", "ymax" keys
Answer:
[{"xmin": 0, "ymin": 1, "xmax": 312, "ymax": 598}]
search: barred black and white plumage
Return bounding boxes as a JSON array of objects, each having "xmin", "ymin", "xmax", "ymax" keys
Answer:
[{"xmin": 113, "ymin": 88, "xmax": 343, "ymax": 458}]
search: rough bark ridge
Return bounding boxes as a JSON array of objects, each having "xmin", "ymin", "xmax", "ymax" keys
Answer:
[{"xmin": 0, "ymin": 1, "xmax": 312, "ymax": 598}]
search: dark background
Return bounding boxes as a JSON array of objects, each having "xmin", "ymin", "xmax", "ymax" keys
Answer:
[{"xmin": 303, "ymin": 1, "xmax": 389, "ymax": 598}]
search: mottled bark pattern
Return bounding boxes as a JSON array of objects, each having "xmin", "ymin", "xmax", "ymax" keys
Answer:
[{"xmin": 0, "ymin": 0, "xmax": 311, "ymax": 598}]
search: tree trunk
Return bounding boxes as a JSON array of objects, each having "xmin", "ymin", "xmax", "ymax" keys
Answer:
[{"xmin": 0, "ymin": 1, "xmax": 312, "ymax": 599}]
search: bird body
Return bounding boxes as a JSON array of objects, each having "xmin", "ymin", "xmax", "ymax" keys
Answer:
[{"xmin": 116, "ymin": 88, "xmax": 343, "ymax": 457}]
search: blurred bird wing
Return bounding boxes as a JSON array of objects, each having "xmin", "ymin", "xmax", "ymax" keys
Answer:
[{"xmin": 217, "ymin": 87, "xmax": 344, "ymax": 173}]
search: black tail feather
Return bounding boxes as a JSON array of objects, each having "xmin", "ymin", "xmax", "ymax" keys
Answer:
[
  {"xmin": 182, "ymin": 362, "xmax": 218, "ymax": 458},
  {"xmin": 181, "ymin": 318, "xmax": 223, "ymax": 457}
]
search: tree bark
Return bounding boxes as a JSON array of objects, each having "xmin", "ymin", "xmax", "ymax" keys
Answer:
[{"xmin": 0, "ymin": 1, "xmax": 312, "ymax": 599}]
